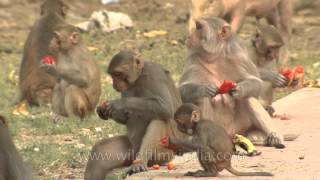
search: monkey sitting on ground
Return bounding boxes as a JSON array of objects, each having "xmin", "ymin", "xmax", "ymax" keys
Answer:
[
  {"xmin": 85, "ymin": 51, "xmax": 187, "ymax": 179},
  {"xmin": 0, "ymin": 115, "xmax": 32, "ymax": 180},
  {"xmin": 179, "ymin": 17, "xmax": 294, "ymax": 147},
  {"xmin": 170, "ymin": 103, "xmax": 273, "ymax": 177},
  {"xmin": 246, "ymin": 25, "xmax": 287, "ymax": 116},
  {"xmin": 17, "ymin": 0, "xmax": 68, "ymax": 106},
  {"xmin": 41, "ymin": 24, "xmax": 101, "ymax": 120}
]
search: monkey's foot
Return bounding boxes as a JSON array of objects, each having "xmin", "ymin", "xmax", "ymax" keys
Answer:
[
  {"xmin": 265, "ymin": 106, "xmax": 275, "ymax": 117},
  {"xmin": 185, "ymin": 170, "xmax": 217, "ymax": 177},
  {"xmin": 266, "ymin": 132, "xmax": 285, "ymax": 148},
  {"xmin": 52, "ymin": 114, "xmax": 64, "ymax": 123},
  {"xmin": 125, "ymin": 162, "xmax": 148, "ymax": 176}
]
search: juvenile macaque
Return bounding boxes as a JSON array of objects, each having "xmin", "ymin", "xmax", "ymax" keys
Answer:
[
  {"xmin": 247, "ymin": 25, "xmax": 287, "ymax": 116},
  {"xmin": 170, "ymin": 103, "xmax": 273, "ymax": 177},
  {"xmin": 85, "ymin": 51, "xmax": 186, "ymax": 179},
  {"xmin": 179, "ymin": 17, "xmax": 289, "ymax": 147},
  {"xmin": 0, "ymin": 115, "xmax": 32, "ymax": 180},
  {"xmin": 41, "ymin": 24, "xmax": 101, "ymax": 119},
  {"xmin": 189, "ymin": 0, "xmax": 292, "ymax": 67},
  {"xmin": 17, "ymin": 0, "xmax": 68, "ymax": 106}
]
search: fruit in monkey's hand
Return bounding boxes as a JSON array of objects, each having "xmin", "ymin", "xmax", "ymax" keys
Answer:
[
  {"xmin": 280, "ymin": 65, "xmax": 304, "ymax": 86},
  {"xmin": 159, "ymin": 136, "xmax": 181, "ymax": 152},
  {"xmin": 96, "ymin": 101, "xmax": 110, "ymax": 120},
  {"xmin": 41, "ymin": 55, "xmax": 56, "ymax": 65},
  {"xmin": 219, "ymin": 80, "xmax": 236, "ymax": 94}
]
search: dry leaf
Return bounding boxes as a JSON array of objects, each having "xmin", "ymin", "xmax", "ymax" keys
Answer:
[{"xmin": 143, "ymin": 30, "xmax": 167, "ymax": 38}]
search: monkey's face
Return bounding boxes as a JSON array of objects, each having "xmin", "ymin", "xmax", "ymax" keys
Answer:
[
  {"xmin": 49, "ymin": 30, "xmax": 80, "ymax": 53},
  {"xmin": 110, "ymin": 71, "xmax": 130, "ymax": 92},
  {"xmin": 175, "ymin": 114, "xmax": 196, "ymax": 136},
  {"xmin": 265, "ymin": 45, "xmax": 281, "ymax": 61}
]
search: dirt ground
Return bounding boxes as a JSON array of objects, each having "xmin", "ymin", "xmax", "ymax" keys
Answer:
[{"xmin": 0, "ymin": 0, "xmax": 319, "ymax": 179}]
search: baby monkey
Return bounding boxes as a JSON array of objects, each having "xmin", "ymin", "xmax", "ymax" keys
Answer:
[{"xmin": 170, "ymin": 103, "xmax": 273, "ymax": 177}]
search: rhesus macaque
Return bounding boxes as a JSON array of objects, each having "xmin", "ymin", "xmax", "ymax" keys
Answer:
[
  {"xmin": 170, "ymin": 103, "xmax": 273, "ymax": 177},
  {"xmin": 179, "ymin": 17, "xmax": 288, "ymax": 147},
  {"xmin": 189, "ymin": 0, "xmax": 292, "ymax": 67},
  {"xmin": 17, "ymin": 0, "xmax": 68, "ymax": 106},
  {"xmin": 41, "ymin": 24, "xmax": 101, "ymax": 119},
  {"xmin": 0, "ymin": 115, "xmax": 32, "ymax": 180},
  {"xmin": 85, "ymin": 51, "xmax": 187, "ymax": 179},
  {"xmin": 247, "ymin": 25, "xmax": 287, "ymax": 116}
]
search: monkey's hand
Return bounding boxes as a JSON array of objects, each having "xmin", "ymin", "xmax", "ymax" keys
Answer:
[
  {"xmin": 40, "ymin": 62, "xmax": 57, "ymax": 76},
  {"xmin": 96, "ymin": 102, "xmax": 109, "ymax": 120},
  {"xmin": 204, "ymin": 84, "xmax": 219, "ymax": 98},
  {"xmin": 270, "ymin": 72, "xmax": 287, "ymax": 88},
  {"xmin": 106, "ymin": 100, "xmax": 129, "ymax": 124},
  {"xmin": 230, "ymin": 84, "xmax": 244, "ymax": 99},
  {"xmin": 125, "ymin": 160, "xmax": 148, "ymax": 176}
]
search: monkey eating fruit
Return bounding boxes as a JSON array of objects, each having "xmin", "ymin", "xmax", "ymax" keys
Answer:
[{"xmin": 170, "ymin": 103, "xmax": 274, "ymax": 177}]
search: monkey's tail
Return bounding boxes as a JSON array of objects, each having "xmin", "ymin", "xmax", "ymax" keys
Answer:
[{"xmin": 226, "ymin": 166, "xmax": 273, "ymax": 176}]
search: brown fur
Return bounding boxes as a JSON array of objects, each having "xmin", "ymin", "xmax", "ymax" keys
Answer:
[
  {"xmin": 247, "ymin": 25, "xmax": 286, "ymax": 116},
  {"xmin": 171, "ymin": 103, "xmax": 273, "ymax": 177},
  {"xmin": 179, "ymin": 17, "xmax": 285, "ymax": 147},
  {"xmin": 17, "ymin": 0, "xmax": 68, "ymax": 106},
  {"xmin": 85, "ymin": 51, "xmax": 186, "ymax": 180},
  {"xmin": 189, "ymin": 0, "xmax": 293, "ymax": 67},
  {"xmin": 41, "ymin": 24, "xmax": 101, "ymax": 119},
  {"xmin": 0, "ymin": 115, "xmax": 32, "ymax": 180}
]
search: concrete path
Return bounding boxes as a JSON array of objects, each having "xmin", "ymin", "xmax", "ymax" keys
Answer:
[{"xmin": 128, "ymin": 88, "xmax": 320, "ymax": 180}]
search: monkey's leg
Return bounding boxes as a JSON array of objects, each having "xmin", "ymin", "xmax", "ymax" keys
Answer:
[
  {"xmin": 52, "ymin": 85, "xmax": 67, "ymax": 120},
  {"xmin": 134, "ymin": 120, "xmax": 174, "ymax": 168},
  {"xmin": 64, "ymin": 85, "xmax": 90, "ymax": 119},
  {"xmin": 246, "ymin": 98, "xmax": 284, "ymax": 147},
  {"xmin": 84, "ymin": 135, "xmax": 134, "ymax": 180}
]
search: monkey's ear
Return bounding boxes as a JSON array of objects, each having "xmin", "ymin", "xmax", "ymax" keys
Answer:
[
  {"xmin": 191, "ymin": 111, "xmax": 200, "ymax": 123},
  {"xmin": 219, "ymin": 25, "xmax": 232, "ymax": 40},
  {"xmin": 70, "ymin": 32, "xmax": 80, "ymax": 44},
  {"xmin": 133, "ymin": 54, "xmax": 144, "ymax": 70},
  {"xmin": 40, "ymin": 1, "xmax": 46, "ymax": 15},
  {"xmin": 53, "ymin": 31, "xmax": 62, "ymax": 40}
]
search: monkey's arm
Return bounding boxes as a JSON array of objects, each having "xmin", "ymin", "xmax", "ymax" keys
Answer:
[
  {"xmin": 57, "ymin": 68, "xmax": 89, "ymax": 87},
  {"xmin": 170, "ymin": 137, "xmax": 202, "ymax": 151},
  {"xmin": 108, "ymin": 97, "xmax": 173, "ymax": 122},
  {"xmin": 232, "ymin": 76, "xmax": 262, "ymax": 99},
  {"xmin": 259, "ymin": 69, "xmax": 287, "ymax": 87},
  {"xmin": 179, "ymin": 83, "xmax": 218, "ymax": 103}
]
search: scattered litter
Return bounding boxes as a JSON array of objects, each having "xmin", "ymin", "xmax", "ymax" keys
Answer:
[
  {"xmin": 143, "ymin": 30, "xmax": 167, "ymax": 38},
  {"xmin": 101, "ymin": 0, "xmax": 119, "ymax": 5},
  {"xmin": 76, "ymin": 10, "xmax": 133, "ymax": 33},
  {"xmin": 167, "ymin": 163, "xmax": 176, "ymax": 170},
  {"xmin": 34, "ymin": 147, "xmax": 40, "ymax": 152},
  {"xmin": 12, "ymin": 102, "xmax": 31, "ymax": 116},
  {"xmin": 95, "ymin": 127, "xmax": 102, "ymax": 132},
  {"xmin": 74, "ymin": 144, "xmax": 85, "ymax": 149},
  {"xmin": 80, "ymin": 128, "xmax": 91, "ymax": 135},
  {"xmin": 149, "ymin": 164, "xmax": 160, "ymax": 170},
  {"xmin": 87, "ymin": 46, "xmax": 99, "ymax": 52},
  {"xmin": 107, "ymin": 134, "xmax": 114, "ymax": 138}
]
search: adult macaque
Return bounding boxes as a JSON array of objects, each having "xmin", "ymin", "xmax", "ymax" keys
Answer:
[
  {"xmin": 0, "ymin": 115, "xmax": 32, "ymax": 180},
  {"xmin": 189, "ymin": 0, "xmax": 292, "ymax": 67},
  {"xmin": 85, "ymin": 51, "xmax": 186, "ymax": 179},
  {"xmin": 247, "ymin": 25, "xmax": 287, "ymax": 116},
  {"xmin": 179, "ymin": 17, "xmax": 288, "ymax": 147},
  {"xmin": 17, "ymin": 0, "xmax": 68, "ymax": 106},
  {"xmin": 170, "ymin": 103, "xmax": 273, "ymax": 177},
  {"xmin": 41, "ymin": 24, "xmax": 101, "ymax": 119}
]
